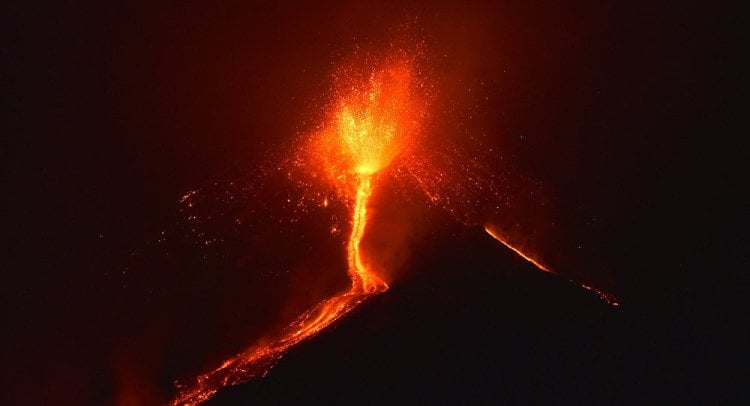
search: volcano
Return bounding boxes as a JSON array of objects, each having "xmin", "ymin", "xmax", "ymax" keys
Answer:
[
  {"xmin": 205, "ymin": 224, "xmax": 621, "ymax": 404},
  {"xmin": 5, "ymin": 2, "xmax": 742, "ymax": 405}
]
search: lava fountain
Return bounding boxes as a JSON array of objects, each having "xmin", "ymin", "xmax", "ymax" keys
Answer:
[{"xmin": 171, "ymin": 58, "xmax": 423, "ymax": 405}]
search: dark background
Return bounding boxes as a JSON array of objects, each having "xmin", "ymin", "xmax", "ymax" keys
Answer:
[{"xmin": 4, "ymin": 1, "xmax": 745, "ymax": 404}]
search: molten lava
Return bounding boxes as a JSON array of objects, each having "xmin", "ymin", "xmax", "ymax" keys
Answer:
[{"xmin": 171, "ymin": 59, "xmax": 420, "ymax": 405}]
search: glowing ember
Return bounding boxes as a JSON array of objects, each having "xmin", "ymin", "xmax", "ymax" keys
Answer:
[{"xmin": 171, "ymin": 58, "xmax": 419, "ymax": 405}]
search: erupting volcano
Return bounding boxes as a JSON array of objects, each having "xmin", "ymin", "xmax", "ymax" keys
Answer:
[
  {"xmin": 7, "ymin": 1, "xmax": 734, "ymax": 404},
  {"xmin": 172, "ymin": 49, "xmax": 617, "ymax": 405}
]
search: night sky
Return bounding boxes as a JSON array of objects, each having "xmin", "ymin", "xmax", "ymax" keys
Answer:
[{"xmin": 4, "ymin": 2, "xmax": 744, "ymax": 404}]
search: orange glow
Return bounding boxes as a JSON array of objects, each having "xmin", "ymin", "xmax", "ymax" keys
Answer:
[{"xmin": 171, "ymin": 58, "xmax": 420, "ymax": 405}]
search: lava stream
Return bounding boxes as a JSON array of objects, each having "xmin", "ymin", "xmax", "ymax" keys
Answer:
[
  {"xmin": 171, "ymin": 176, "xmax": 387, "ymax": 405},
  {"xmin": 484, "ymin": 225, "xmax": 619, "ymax": 307},
  {"xmin": 349, "ymin": 176, "xmax": 389, "ymax": 293}
]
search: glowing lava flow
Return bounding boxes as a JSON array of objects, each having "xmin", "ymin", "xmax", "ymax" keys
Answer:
[
  {"xmin": 484, "ymin": 225, "xmax": 619, "ymax": 307},
  {"xmin": 171, "ymin": 59, "xmax": 419, "ymax": 405},
  {"xmin": 349, "ymin": 176, "xmax": 388, "ymax": 293}
]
